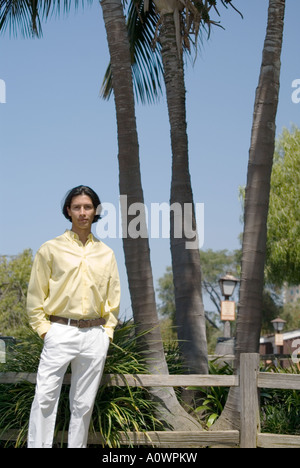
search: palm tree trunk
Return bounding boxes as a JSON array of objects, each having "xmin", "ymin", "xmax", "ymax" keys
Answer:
[
  {"xmin": 159, "ymin": 12, "xmax": 208, "ymax": 374},
  {"xmin": 212, "ymin": 0, "xmax": 285, "ymax": 431},
  {"xmin": 100, "ymin": 0, "xmax": 203, "ymax": 432},
  {"xmin": 100, "ymin": 0, "xmax": 162, "ymax": 367},
  {"xmin": 236, "ymin": 0, "xmax": 285, "ymax": 359}
]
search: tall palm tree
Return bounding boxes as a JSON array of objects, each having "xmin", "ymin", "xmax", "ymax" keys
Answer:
[
  {"xmin": 100, "ymin": 0, "xmax": 167, "ymax": 388},
  {"xmin": 213, "ymin": 0, "xmax": 286, "ymax": 431},
  {"xmin": 237, "ymin": 0, "xmax": 285, "ymax": 360},
  {"xmin": 158, "ymin": 4, "xmax": 209, "ymax": 375}
]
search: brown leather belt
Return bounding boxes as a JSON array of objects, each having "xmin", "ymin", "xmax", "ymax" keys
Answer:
[{"xmin": 49, "ymin": 315, "xmax": 106, "ymax": 328}]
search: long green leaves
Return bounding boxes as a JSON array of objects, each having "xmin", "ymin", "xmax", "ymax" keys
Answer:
[
  {"xmin": 0, "ymin": 0, "xmax": 93, "ymax": 38},
  {"xmin": 101, "ymin": 0, "xmax": 242, "ymax": 104},
  {"xmin": 128, "ymin": 0, "xmax": 163, "ymax": 104},
  {"xmin": 0, "ymin": 0, "xmax": 42, "ymax": 37},
  {"xmin": 0, "ymin": 321, "xmax": 163, "ymax": 448}
]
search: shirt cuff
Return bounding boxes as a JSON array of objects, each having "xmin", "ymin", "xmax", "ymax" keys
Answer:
[{"xmin": 36, "ymin": 321, "xmax": 51, "ymax": 338}]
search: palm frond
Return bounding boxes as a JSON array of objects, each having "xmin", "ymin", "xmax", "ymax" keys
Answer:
[
  {"xmin": 0, "ymin": 0, "xmax": 94, "ymax": 38},
  {"xmin": 0, "ymin": 0, "xmax": 42, "ymax": 38},
  {"xmin": 128, "ymin": 0, "xmax": 163, "ymax": 104},
  {"xmin": 39, "ymin": 0, "xmax": 94, "ymax": 19},
  {"xmin": 219, "ymin": 0, "xmax": 243, "ymax": 19},
  {"xmin": 101, "ymin": 0, "xmax": 243, "ymax": 105}
]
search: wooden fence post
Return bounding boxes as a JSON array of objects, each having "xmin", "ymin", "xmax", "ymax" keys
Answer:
[{"xmin": 240, "ymin": 353, "xmax": 260, "ymax": 448}]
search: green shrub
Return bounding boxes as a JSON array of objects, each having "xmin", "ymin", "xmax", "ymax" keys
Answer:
[
  {"xmin": 0, "ymin": 321, "xmax": 164, "ymax": 448},
  {"xmin": 190, "ymin": 359, "xmax": 233, "ymax": 428},
  {"xmin": 260, "ymin": 361, "xmax": 300, "ymax": 436}
]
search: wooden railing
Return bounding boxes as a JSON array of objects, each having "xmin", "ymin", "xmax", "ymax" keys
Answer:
[{"xmin": 1, "ymin": 353, "xmax": 300, "ymax": 448}]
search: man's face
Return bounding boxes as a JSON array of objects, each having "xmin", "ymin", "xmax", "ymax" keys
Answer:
[{"xmin": 67, "ymin": 194, "xmax": 96, "ymax": 230}]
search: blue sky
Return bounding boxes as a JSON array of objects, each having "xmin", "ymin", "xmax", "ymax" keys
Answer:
[{"xmin": 0, "ymin": 0, "xmax": 299, "ymax": 317}]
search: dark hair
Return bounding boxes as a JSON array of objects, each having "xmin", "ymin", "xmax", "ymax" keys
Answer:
[{"xmin": 62, "ymin": 185, "xmax": 102, "ymax": 223}]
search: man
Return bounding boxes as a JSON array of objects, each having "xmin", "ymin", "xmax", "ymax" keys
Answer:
[{"xmin": 27, "ymin": 185, "xmax": 120, "ymax": 448}]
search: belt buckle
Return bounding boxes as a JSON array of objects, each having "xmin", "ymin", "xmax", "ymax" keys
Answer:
[{"xmin": 78, "ymin": 319, "xmax": 86, "ymax": 328}]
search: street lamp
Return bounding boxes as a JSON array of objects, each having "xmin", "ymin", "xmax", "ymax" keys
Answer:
[
  {"xmin": 219, "ymin": 273, "xmax": 240, "ymax": 338},
  {"xmin": 271, "ymin": 317, "xmax": 286, "ymax": 355},
  {"xmin": 219, "ymin": 273, "xmax": 240, "ymax": 300},
  {"xmin": 271, "ymin": 317, "xmax": 286, "ymax": 333}
]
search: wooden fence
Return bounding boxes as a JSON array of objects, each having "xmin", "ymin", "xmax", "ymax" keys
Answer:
[{"xmin": 1, "ymin": 353, "xmax": 300, "ymax": 448}]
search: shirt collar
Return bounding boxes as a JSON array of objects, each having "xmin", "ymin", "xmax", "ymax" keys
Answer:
[{"xmin": 64, "ymin": 229, "xmax": 95, "ymax": 246}]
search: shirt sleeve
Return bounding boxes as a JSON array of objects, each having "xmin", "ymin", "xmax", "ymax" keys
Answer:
[
  {"xmin": 103, "ymin": 253, "xmax": 121, "ymax": 341},
  {"xmin": 27, "ymin": 247, "xmax": 52, "ymax": 338}
]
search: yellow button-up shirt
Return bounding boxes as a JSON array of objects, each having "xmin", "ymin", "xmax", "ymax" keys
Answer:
[{"xmin": 27, "ymin": 230, "xmax": 120, "ymax": 341}]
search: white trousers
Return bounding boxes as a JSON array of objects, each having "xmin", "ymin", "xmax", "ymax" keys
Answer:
[{"xmin": 28, "ymin": 323, "xmax": 110, "ymax": 448}]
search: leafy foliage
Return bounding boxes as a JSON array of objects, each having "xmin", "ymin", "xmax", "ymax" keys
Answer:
[
  {"xmin": 0, "ymin": 321, "xmax": 164, "ymax": 448},
  {"xmin": 101, "ymin": 0, "xmax": 242, "ymax": 104},
  {"xmin": 0, "ymin": 0, "xmax": 93, "ymax": 38},
  {"xmin": 0, "ymin": 250, "xmax": 33, "ymax": 337},
  {"xmin": 239, "ymin": 126, "xmax": 300, "ymax": 287},
  {"xmin": 186, "ymin": 357, "xmax": 300, "ymax": 434},
  {"xmin": 266, "ymin": 126, "xmax": 300, "ymax": 286},
  {"xmin": 0, "ymin": 0, "xmax": 42, "ymax": 37},
  {"xmin": 261, "ymin": 362, "xmax": 300, "ymax": 436},
  {"xmin": 192, "ymin": 359, "xmax": 233, "ymax": 428},
  {"xmin": 157, "ymin": 249, "xmax": 240, "ymax": 325}
]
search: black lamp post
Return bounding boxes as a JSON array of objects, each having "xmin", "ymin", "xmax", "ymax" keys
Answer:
[
  {"xmin": 271, "ymin": 317, "xmax": 286, "ymax": 333},
  {"xmin": 271, "ymin": 317, "xmax": 286, "ymax": 356},
  {"xmin": 219, "ymin": 273, "xmax": 240, "ymax": 300},
  {"xmin": 219, "ymin": 273, "xmax": 239, "ymax": 338}
]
